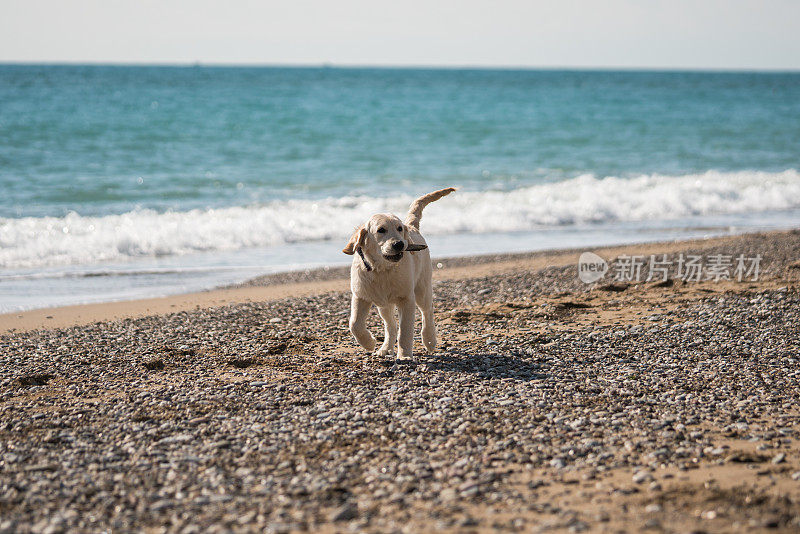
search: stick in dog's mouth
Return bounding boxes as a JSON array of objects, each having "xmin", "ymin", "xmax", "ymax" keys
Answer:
[{"xmin": 383, "ymin": 243, "xmax": 427, "ymax": 262}]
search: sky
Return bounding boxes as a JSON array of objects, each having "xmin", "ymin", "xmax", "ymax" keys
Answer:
[{"xmin": 1, "ymin": 0, "xmax": 799, "ymax": 70}]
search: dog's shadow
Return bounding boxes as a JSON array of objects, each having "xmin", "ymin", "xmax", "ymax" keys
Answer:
[{"xmin": 392, "ymin": 351, "xmax": 549, "ymax": 381}]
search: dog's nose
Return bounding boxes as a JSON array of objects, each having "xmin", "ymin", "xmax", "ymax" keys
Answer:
[{"xmin": 392, "ymin": 240, "xmax": 404, "ymax": 251}]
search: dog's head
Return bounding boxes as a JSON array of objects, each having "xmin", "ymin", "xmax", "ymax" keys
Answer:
[{"xmin": 342, "ymin": 214, "xmax": 426, "ymax": 267}]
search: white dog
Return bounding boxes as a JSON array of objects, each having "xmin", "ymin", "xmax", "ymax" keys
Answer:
[{"xmin": 343, "ymin": 187, "xmax": 455, "ymax": 360}]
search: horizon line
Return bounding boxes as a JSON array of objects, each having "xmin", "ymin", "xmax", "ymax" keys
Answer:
[{"xmin": 1, "ymin": 60, "xmax": 799, "ymax": 74}]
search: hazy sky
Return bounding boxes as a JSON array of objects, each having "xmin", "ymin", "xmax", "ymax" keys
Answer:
[{"xmin": 1, "ymin": 0, "xmax": 798, "ymax": 70}]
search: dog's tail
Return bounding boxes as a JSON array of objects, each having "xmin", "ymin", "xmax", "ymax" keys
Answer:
[{"xmin": 405, "ymin": 187, "xmax": 456, "ymax": 230}]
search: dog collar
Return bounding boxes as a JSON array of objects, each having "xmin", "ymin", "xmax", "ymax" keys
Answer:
[{"xmin": 356, "ymin": 247, "xmax": 372, "ymax": 272}]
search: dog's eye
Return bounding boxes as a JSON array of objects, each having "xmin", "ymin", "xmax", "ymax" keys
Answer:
[
  {"xmin": 377, "ymin": 227, "xmax": 386, "ymax": 233},
  {"xmin": 397, "ymin": 226, "xmax": 402, "ymax": 231}
]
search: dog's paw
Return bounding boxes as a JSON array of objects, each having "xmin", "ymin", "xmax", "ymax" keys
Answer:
[
  {"xmin": 422, "ymin": 332, "xmax": 437, "ymax": 353},
  {"xmin": 375, "ymin": 344, "xmax": 394, "ymax": 357},
  {"xmin": 355, "ymin": 335, "xmax": 376, "ymax": 352}
]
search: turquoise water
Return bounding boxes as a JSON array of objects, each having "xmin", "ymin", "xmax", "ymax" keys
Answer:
[{"xmin": 1, "ymin": 65, "xmax": 799, "ymax": 310}]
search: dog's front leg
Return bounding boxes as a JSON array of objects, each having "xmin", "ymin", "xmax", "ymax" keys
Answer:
[
  {"xmin": 376, "ymin": 305, "xmax": 397, "ymax": 356},
  {"xmin": 349, "ymin": 295, "xmax": 376, "ymax": 352},
  {"xmin": 397, "ymin": 296, "xmax": 416, "ymax": 359}
]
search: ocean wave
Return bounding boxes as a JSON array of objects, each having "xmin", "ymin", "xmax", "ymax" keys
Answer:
[{"xmin": 2, "ymin": 169, "xmax": 799, "ymax": 269}]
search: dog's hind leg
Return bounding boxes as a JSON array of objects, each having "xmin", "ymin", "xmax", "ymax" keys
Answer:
[
  {"xmin": 376, "ymin": 305, "xmax": 397, "ymax": 357},
  {"xmin": 397, "ymin": 297, "xmax": 416, "ymax": 359},
  {"xmin": 416, "ymin": 284, "xmax": 436, "ymax": 353},
  {"xmin": 349, "ymin": 295, "xmax": 376, "ymax": 352}
]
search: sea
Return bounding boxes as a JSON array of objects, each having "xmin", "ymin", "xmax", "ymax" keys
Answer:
[{"xmin": 1, "ymin": 65, "xmax": 799, "ymax": 312}]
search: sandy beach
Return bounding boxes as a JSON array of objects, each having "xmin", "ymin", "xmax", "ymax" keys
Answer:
[{"xmin": 2, "ymin": 229, "xmax": 800, "ymax": 533}]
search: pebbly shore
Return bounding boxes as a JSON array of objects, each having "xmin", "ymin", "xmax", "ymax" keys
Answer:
[{"xmin": 2, "ymin": 230, "xmax": 800, "ymax": 533}]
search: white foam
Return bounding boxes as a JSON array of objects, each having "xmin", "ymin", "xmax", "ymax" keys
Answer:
[{"xmin": 2, "ymin": 169, "xmax": 799, "ymax": 269}]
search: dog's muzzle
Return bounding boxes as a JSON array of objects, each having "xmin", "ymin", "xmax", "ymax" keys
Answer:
[
  {"xmin": 383, "ymin": 251, "xmax": 403, "ymax": 262},
  {"xmin": 383, "ymin": 240, "xmax": 405, "ymax": 262}
]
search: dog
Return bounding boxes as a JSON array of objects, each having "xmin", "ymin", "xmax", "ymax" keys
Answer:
[{"xmin": 342, "ymin": 187, "xmax": 455, "ymax": 360}]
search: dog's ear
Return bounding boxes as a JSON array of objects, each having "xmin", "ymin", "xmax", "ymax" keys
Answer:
[
  {"xmin": 342, "ymin": 226, "xmax": 367, "ymax": 255},
  {"xmin": 403, "ymin": 226, "xmax": 427, "ymax": 251}
]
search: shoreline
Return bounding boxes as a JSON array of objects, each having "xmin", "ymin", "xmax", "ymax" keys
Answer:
[
  {"xmin": 3, "ymin": 215, "xmax": 797, "ymax": 319},
  {"xmin": 1, "ymin": 229, "xmax": 794, "ymax": 334}
]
